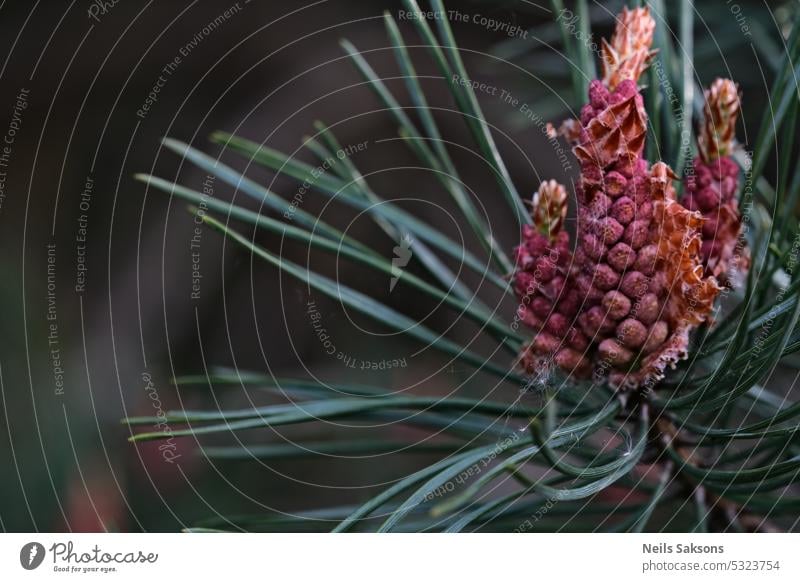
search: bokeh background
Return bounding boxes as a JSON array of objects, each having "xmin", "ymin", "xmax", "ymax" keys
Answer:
[{"xmin": 0, "ymin": 0, "xmax": 793, "ymax": 531}]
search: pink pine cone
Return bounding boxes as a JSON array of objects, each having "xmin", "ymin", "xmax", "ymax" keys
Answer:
[
  {"xmin": 513, "ymin": 81, "xmax": 720, "ymax": 389},
  {"xmin": 683, "ymin": 79, "xmax": 748, "ymax": 282},
  {"xmin": 513, "ymin": 211, "xmax": 592, "ymax": 377}
]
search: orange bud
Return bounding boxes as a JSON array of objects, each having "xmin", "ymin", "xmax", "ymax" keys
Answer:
[
  {"xmin": 531, "ymin": 180, "xmax": 569, "ymax": 238},
  {"xmin": 698, "ymin": 78, "xmax": 740, "ymax": 162},
  {"xmin": 601, "ymin": 7, "xmax": 657, "ymax": 89}
]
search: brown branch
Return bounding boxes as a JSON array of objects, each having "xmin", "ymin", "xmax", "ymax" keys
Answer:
[{"xmin": 654, "ymin": 415, "xmax": 783, "ymax": 533}]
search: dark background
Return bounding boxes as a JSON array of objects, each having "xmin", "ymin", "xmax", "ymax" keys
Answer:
[{"xmin": 0, "ymin": 0, "xmax": 788, "ymax": 531}]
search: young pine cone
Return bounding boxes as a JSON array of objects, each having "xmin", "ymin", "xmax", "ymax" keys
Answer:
[
  {"xmin": 513, "ymin": 7, "xmax": 721, "ymax": 390},
  {"xmin": 513, "ymin": 181, "xmax": 590, "ymax": 376},
  {"xmin": 683, "ymin": 79, "xmax": 748, "ymax": 281}
]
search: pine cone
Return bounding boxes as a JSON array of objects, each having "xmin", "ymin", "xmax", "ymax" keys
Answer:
[
  {"xmin": 683, "ymin": 79, "xmax": 748, "ymax": 281},
  {"xmin": 573, "ymin": 80, "xmax": 719, "ymax": 389},
  {"xmin": 514, "ymin": 9, "xmax": 721, "ymax": 390},
  {"xmin": 513, "ymin": 182, "xmax": 590, "ymax": 376}
]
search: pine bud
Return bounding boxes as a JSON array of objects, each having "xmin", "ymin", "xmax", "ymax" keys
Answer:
[
  {"xmin": 698, "ymin": 79, "xmax": 740, "ymax": 163},
  {"xmin": 530, "ymin": 179, "xmax": 568, "ymax": 237},
  {"xmin": 601, "ymin": 7, "xmax": 657, "ymax": 90}
]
